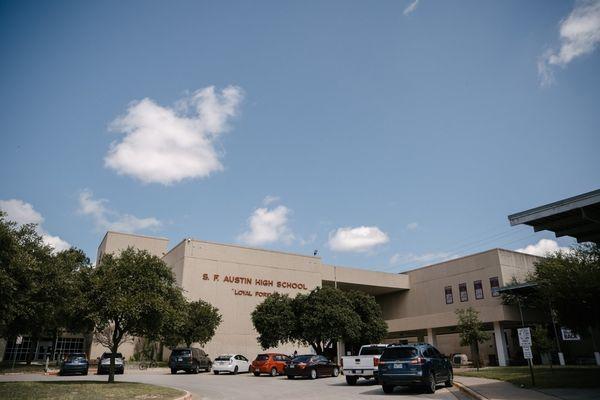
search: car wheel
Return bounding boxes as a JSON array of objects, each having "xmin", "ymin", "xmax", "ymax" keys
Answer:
[
  {"xmin": 233, "ymin": 366, "xmax": 238, "ymax": 375},
  {"xmin": 253, "ymin": 371, "xmax": 260, "ymax": 376},
  {"xmin": 382, "ymin": 384, "xmax": 395, "ymax": 394},
  {"xmin": 287, "ymin": 375, "xmax": 294, "ymax": 379},
  {"xmin": 171, "ymin": 368, "xmax": 177, "ymax": 374},
  {"xmin": 425, "ymin": 375, "xmax": 436, "ymax": 394},
  {"xmin": 346, "ymin": 376, "xmax": 358, "ymax": 385},
  {"xmin": 270, "ymin": 367, "xmax": 278, "ymax": 377},
  {"xmin": 445, "ymin": 370, "xmax": 453, "ymax": 387},
  {"xmin": 332, "ymin": 367, "xmax": 339, "ymax": 377},
  {"xmin": 213, "ymin": 370, "xmax": 219, "ymax": 375},
  {"xmin": 309, "ymin": 368, "xmax": 317, "ymax": 380},
  {"xmin": 194, "ymin": 364, "xmax": 200, "ymax": 374},
  {"xmin": 206, "ymin": 363, "xmax": 212, "ymax": 372}
]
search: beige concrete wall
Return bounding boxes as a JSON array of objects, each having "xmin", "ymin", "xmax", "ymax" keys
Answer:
[
  {"xmin": 321, "ymin": 264, "xmax": 409, "ymax": 294},
  {"xmin": 381, "ymin": 249, "xmax": 540, "ymax": 332},
  {"xmin": 97, "ymin": 231, "xmax": 169, "ymax": 263},
  {"xmin": 178, "ymin": 239, "xmax": 322, "ymax": 359}
]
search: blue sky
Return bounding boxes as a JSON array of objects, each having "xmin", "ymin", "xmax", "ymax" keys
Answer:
[{"xmin": 1, "ymin": 0, "xmax": 598, "ymax": 271}]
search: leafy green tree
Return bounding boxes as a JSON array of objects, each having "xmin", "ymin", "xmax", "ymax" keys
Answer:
[
  {"xmin": 89, "ymin": 247, "xmax": 186, "ymax": 383},
  {"xmin": 345, "ymin": 290, "xmax": 388, "ymax": 345},
  {"xmin": 533, "ymin": 243, "xmax": 600, "ymax": 336},
  {"xmin": 163, "ymin": 299, "xmax": 222, "ymax": 348},
  {"xmin": 251, "ymin": 293, "xmax": 296, "ymax": 349},
  {"xmin": 455, "ymin": 307, "xmax": 490, "ymax": 370},
  {"xmin": 293, "ymin": 286, "xmax": 362, "ymax": 354},
  {"xmin": 532, "ymin": 324, "xmax": 555, "ymax": 366},
  {"xmin": 0, "ymin": 212, "xmax": 93, "ymax": 364},
  {"xmin": 252, "ymin": 286, "xmax": 385, "ymax": 355}
]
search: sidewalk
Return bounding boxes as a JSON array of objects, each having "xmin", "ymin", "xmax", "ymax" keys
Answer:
[{"xmin": 454, "ymin": 376, "xmax": 556, "ymax": 400}]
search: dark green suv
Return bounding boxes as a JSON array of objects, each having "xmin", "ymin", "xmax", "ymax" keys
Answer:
[{"xmin": 169, "ymin": 348, "xmax": 212, "ymax": 374}]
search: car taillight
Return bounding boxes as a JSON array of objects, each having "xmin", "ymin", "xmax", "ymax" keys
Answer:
[
  {"xmin": 374, "ymin": 357, "xmax": 379, "ymax": 367},
  {"xmin": 410, "ymin": 357, "xmax": 426, "ymax": 365}
]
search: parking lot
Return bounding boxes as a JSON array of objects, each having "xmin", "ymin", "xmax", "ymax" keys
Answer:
[{"xmin": 0, "ymin": 369, "xmax": 466, "ymax": 400}]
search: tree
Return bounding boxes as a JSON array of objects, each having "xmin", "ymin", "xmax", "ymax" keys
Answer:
[
  {"xmin": 345, "ymin": 290, "xmax": 388, "ymax": 345},
  {"xmin": 0, "ymin": 212, "xmax": 92, "ymax": 364},
  {"xmin": 252, "ymin": 286, "xmax": 386, "ymax": 355},
  {"xmin": 532, "ymin": 324, "xmax": 555, "ymax": 367},
  {"xmin": 163, "ymin": 300, "xmax": 222, "ymax": 348},
  {"xmin": 533, "ymin": 243, "xmax": 600, "ymax": 336},
  {"xmin": 251, "ymin": 293, "xmax": 296, "ymax": 350},
  {"xmin": 455, "ymin": 307, "xmax": 490, "ymax": 370},
  {"xmin": 294, "ymin": 286, "xmax": 361, "ymax": 354},
  {"xmin": 89, "ymin": 247, "xmax": 186, "ymax": 383}
]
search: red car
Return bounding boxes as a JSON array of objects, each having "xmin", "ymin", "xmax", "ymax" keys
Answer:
[{"xmin": 251, "ymin": 353, "xmax": 291, "ymax": 376}]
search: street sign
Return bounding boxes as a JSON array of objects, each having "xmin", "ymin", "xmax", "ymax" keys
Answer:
[
  {"xmin": 15, "ymin": 335, "xmax": 23, "ymax": 345},
  {"xmin": 517, "ymin": 327, "xmax": 532, "ymax": 347},
  {"xmin": 522, "ymin": 346, "xmax": 533, "ymax": 359},
  {"xmin": 561, "ymin": 327, "xmax": 581, "ymax": 341}
]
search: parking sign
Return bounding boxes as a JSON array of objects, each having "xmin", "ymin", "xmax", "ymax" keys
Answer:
[
  {"xmin": 522, "ymin": 346, "xmax": 533, "ymax": 359},
  {"xmin": 517, "ymin": 327, "xmax": 532, "ymax": 347}
]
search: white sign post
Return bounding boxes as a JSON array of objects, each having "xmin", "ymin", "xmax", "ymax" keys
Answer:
[
  {"xmin": 518, "ymin": 327, "xmax": 532, "ymax": 347},
  {"xmin": 517, "ymin": 327, "xmax": 535, "ymax": 386}
]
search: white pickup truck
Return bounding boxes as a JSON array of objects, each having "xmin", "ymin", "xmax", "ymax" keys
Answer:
[{"xmin": 341, "ymin": 344, "xmax": 388, "ymax": 385}]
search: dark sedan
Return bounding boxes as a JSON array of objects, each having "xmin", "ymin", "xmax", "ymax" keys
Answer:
[
  {"xmin": 378, "ymin": 344, "xmax": 453, "ymax": 394},
  {"xmin": 97, "ymin": 352, "xmax": 125, "ymax": 375},
  {"xmin": 284, "ymin": 355, "xmax": 340, "ymax": 380},
  {"xmin": 59, "ymin": 353, "xmax": 89, "ymax": 376}
]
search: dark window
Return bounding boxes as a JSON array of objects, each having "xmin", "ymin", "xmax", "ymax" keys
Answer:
[
  {"xmin": 292, "ymin": 355, "xmax": 313, "ymax": 363},
  {"xmin": 490, "ymin": 277, "xmax": 500, "ymax": 297},
  {"xmin": 381, "ymin": 347, "xmax": 419, "ymax": 360},
  {"xmin": 474, "ymin": 280, "xmax": 484, "ymax": 300},
  {"xmin": 360, "ymin": 346, "xmax": 386, "ymax": 356},
  {"xmin": 445, "ymin": 286, "xmax": 454, "ymax": 304},
  {"xmin": 459, "ymin": 283, "xmax": 468, "ymax": 302},
  {"xmin": 172, "ymin": 349, "xmax": 191, "ymax": 357},
  {"xmin": 256, "ymin": 354, "xmax": 269, "ymax": 361},
  {"xmin": 216, "ymin": 355, "xmax": 231, "ymax": 361}
]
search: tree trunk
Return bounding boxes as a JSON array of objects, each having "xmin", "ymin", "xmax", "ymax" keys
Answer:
[
  {"xmin": 471, "ymin": 343, "xmax": 481, "ymax": 371},
  {"xmin": 109, "ymin": 345, "xmax": 117, "ymax": 384}
]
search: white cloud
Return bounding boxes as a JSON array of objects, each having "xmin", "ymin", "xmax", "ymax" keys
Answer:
[
  {"xmin": 105, "ymin": 85, "xmax": 243, "ymax": 185},
  {"xmin": 516, "ymin": 239, "xmax": 570, "ymax": 257},
  {"xmin": 0, "ymin": 199, "xmax": 71, "ymax": 252},
  {"xmin": 262, "ymin": 195, "xmax": 280, "ymax": 206},
  {"xmin": 406, "ymin": 222, "xmax": 419, "ymax": 231},
  {"xmin": 403, "ymin": 0, "xmax": 420, "ymax": 16},
  {"xmin": 78, "ymin": 189, "xmax": 161, "ymax": 233},
  {"xmin": 538, "ymin": 0, "xmax": 600, "ymax": 86},
  {"xmin": 238, "ymin": 204, "xmax": 294, "ymax": 246},
  {"xmin": 389, "ymin": 251, "xmax": 455, "ymax": 266},
  {"xmin": 328, "ymin": 226, "xmax": 389, "ymax": 253}
]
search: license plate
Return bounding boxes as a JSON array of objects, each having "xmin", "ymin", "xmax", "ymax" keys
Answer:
[
  {"xmin": 255, "ymin": 368, "xmax": 260, "ymax": 372},
  {"xmin": 289, "ymin": 365, "xmax": 295, "ymax": 368},
  {"xmin": 393, "ymin": 363, "xmax": 404, "ymax": 369},
  {"xmin": 177, "ymin": 358, "xmax": 182, "ymax": 361}
]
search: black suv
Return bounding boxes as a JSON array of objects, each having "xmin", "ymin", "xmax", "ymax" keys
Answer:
[
  {"xmin": 378, "ymin": 343, "xmax": 453, "ymax": 394},
  {"xmin": 169, "ymin": 348, "xmax": 212, "ymax": 374}
]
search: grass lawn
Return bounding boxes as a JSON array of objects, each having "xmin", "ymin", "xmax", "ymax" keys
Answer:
[
  {"xmin": 0, "ymin": 381, "xmax": 185, "ymax": 400},
  {"xmin": 455, "ymin": 366, "xmax": 600, "ymax": 388}
]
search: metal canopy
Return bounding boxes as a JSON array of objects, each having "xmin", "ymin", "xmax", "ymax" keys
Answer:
[{"xmin": 508, "ymin": 189, "xmax": 600, "ymax": 244}]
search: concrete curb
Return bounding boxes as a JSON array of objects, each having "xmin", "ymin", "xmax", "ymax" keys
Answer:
[
  {"xmin": 173, "ymin": 390, "xmax": 193, "ymax": 400},
  {"xmin": 453, "ymin": 380, "xmax": 488, "ymax": 400}
]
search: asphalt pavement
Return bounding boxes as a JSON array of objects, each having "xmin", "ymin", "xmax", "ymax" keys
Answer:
[{"xmin": 0, "ymin": 368, "xmax": 464, "ymax": 400}]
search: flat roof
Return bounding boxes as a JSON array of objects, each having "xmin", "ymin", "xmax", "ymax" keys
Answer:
[{"xmin": 508, "ymin": 189, "xmax": 600, "ymax": 244}]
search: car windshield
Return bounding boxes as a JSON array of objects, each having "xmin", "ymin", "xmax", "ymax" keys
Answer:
[
  {"xmin": 172, "ymin": 350, "xmax": 191, "ymax": 356},
  {"xmin": 67, "ymin": 355, "xmax": 86, "ymax": 362},
  {"xmin": 292, "ymin": 355, "xmax": 313, "ymax": 363},
  {"xmin": 215, "ymin": 355, "xmax": 232, "ymax": 361},
  {"xmin": 360, "ymin": 346, "xmax": 386, "ymax": 356},
  {"xmin": 381, "ymin": 347, "xmax": 419, "ymax": 360},
  {"xmin": 256, "ymin": 354, "xmax": 269, "ymax": 361}
]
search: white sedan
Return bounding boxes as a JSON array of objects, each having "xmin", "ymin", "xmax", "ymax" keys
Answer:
[{"xmin": 212, "ymin": 354, "xmax": 251, "ymax": 374}]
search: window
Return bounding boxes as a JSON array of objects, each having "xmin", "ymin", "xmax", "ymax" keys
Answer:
[
  {"xmin": 474, "ymin": 280, "xmax": 484, "ymax": 300},
  {"xmin": 381, "ymin": 347, "xmax": 418, "ymax": 360},
  {"xmin": 445, "ymin": 286, "xmax": 454, "ymax": 304},
  {"xmin": 459, "ymin": 283, "xmax": 468, "ymax": 302},
  {"xmin": 490, "ymin": 277, "xmax": 500, "ymax": 297}
]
